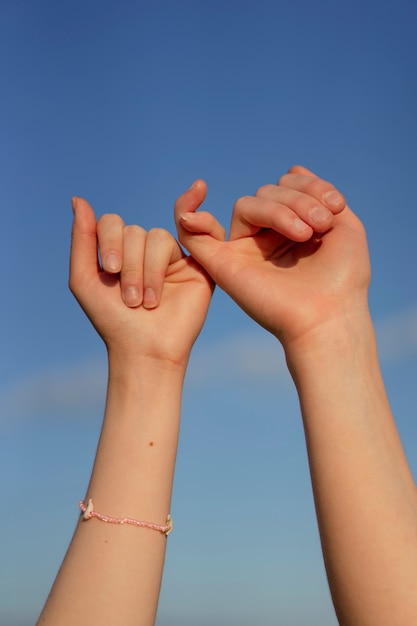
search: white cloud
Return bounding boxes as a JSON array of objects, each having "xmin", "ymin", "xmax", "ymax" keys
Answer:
[{"xmin": 1, "ymin": 304, "xmax": 417, "ymax": 424}]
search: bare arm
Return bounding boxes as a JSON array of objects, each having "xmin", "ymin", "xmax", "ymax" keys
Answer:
[
  {"xmin": 37, "ymin": 185, "xmax": 213, "ymax": 625},
  {"xmin": 289, "ymin": 312, "xmax": 417, "ymax": 625},
  {"xmin": 175, "ymin": 166, "xmax": 417, "ymax": 625}
]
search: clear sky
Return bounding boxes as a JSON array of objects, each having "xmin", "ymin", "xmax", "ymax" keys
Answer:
[{"xmin": 1, "ymin": 1, "xmax": 417, "ymax": 624}]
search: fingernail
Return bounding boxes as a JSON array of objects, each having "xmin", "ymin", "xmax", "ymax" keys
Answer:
[
  {"xmin": 293, "ymin": 218, "xmax": 310, "ymax": 233},
  {"xmin": 310, "ymin": 206, "xmax": 332, "ymax": 224},
  {"xmin": 143, "ymin": 287, "xmax": 157, "ymax": 308},
  {"xmin": 188, "ymin": 181, "xmax": 197, "ymax": 190},
  {"xmin": 104, "ymin": 253, "xmax": 121, "ymax": 273},
  {"xmin": 324, "ymin": 190, "xmax": 344, "ymax": 208},
  {"xmin": 180, "ymin": 213, "xmax": 197, "ymax": 224},
  {"xmin": 124, "ymin": 285, "xmax": 140, "ymax": 307},
  {"xmin": 71, "ymin": 196, "xmax": 78, "ymax": 214}
]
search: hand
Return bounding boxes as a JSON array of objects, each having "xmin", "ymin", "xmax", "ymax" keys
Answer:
[
  {"xmin": 70, "ymin": 185, "xmax": 213, "ymax": 366},
  {"xmin": 175, "ymin": 166, "xmax": 370, "ymax": 354}
]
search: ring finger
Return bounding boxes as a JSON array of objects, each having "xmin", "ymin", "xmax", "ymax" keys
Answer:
[{"xmin": 120, "ymin": 224, "xmax": 147, "ymax": 307}]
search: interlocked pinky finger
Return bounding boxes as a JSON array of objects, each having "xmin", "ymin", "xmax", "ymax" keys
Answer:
[{"xmin": 120, "ymin": 225, "xmax": 147, "ymax": 307}]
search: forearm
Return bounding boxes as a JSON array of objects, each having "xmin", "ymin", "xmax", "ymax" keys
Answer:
[
  {"xmin": 286, "ymin": 313, "xmax": 417, "ymax": 626},
  {"xmin": 37, "ymin": 352, "xmax": 185, "ymax": 626}
]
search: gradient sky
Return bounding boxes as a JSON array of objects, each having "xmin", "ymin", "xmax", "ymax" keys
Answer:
[{"xmin": 1, "ymin": 1, "xmax": 417, "ymax": 624}]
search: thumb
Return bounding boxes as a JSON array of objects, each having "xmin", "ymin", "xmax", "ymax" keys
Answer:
[
  {"xmin": 174, "ymin": 180, "xmax": 226, "ymax": 272},
  {"xmin": 69, "ymin": 197, "xmax": 100, "ymax": 294}
]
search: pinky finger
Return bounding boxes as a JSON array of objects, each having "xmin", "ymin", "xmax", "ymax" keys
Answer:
[{"xmin": 180, "ymin": 211, "xmax": 226, "ymax": 241}]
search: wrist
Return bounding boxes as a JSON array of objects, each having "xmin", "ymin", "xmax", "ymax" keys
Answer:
[
  {"xmin": 89, "ymin": 345, "xmax": 186, "ymax": 520},
  {"xmin": 106, "ymin": 345, "xmax": 190, "ymax": 380},
  {"xmin": 103, "ymin": 349, "xmax": 188, "ymax": 430},
  {"xmin": 284, "ymin": 306, "xmax": 376, "ymax": 382}
]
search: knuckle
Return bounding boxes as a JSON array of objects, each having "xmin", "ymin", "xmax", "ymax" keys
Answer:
[
  {"xmin": 123, "ymin": 224, "xmax": 146, "ymax": 238},
  {"xmin": 148, "ymin": 227, "xmax": 171, "ymax": 242},
  {"xmin": 68, "ymin": 273, "xmax": 85, "ymax": 299},
  {"xmin": 147, "ymin": 228, "xmax": 174, "ymax": 255},
  {"xmin": 121, "ymin": 267, "xmax": 140, "ymax": 282},
  {"xmin": 68, "ymin": 275, "xmax": 76, "ymax": 294},
  {"xmin": 97, "ymin": 213, "xmax": 124, "ymax": 229},
  {"xmin": 255, "ymin": 184, "xmax": 275, "ymax": 198},
  {"xmin": 304, "ymin": 177, "xmax": 326, "ymax": 197},
  {"xmin": 232, "ymin": 195, "xmax": 251, "ymax": 215},
  {"xmin": 292, "ymin": 192, "xmax": 316, "ymax": 214},
  {"xmin": 277, "ymin": 173, "xmax": 289, "ymax": 186}
]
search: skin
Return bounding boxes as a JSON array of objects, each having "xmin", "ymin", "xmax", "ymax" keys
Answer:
[
  {"xmin": 37, "ymin": 173, "xmax": 339, "ymax": 625},
  {"xmin": 38, "ymin": 166, "xmax": 417, "ymax": 625},
  {"xmin": 175, "ymin": 166, "xmax": 417, "ymax": 626},
  {"xmin": 36, "ymin": 188, "xmax": 213, "ymax": 626}
]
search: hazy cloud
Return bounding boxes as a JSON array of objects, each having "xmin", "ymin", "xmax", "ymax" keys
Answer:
[
  {"xmin": 1, "ymin": 304, "xmax": 417, "ymax": 424},
  {"xmin": 187, "ymin": 330, "xmax": 289, "ymax": 387},
  {"xmin": 374, "ymin": 304, "xmax": 417, "ymax": 362},
  {"xmin": 0, "ymin": 360, "xmax": 106, "ymax": 423}
]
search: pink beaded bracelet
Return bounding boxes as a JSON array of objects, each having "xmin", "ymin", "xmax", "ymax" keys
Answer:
[{"xmin": 79, "ymin": 499, "xmax": 173, "ymax": 535}]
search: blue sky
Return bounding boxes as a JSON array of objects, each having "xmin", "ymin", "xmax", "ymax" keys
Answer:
[{"xmin": 1, "ymin": 1, "xmax": 417, "ymax": 624}]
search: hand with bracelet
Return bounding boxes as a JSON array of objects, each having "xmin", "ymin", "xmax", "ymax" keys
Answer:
[
  {"xmin": 175, "ymin": 165, "xmax": 417, "ymax": 626},
  {"xmin": 37, "ymin": 175, "xmax": 340, "ymax": 625},
  {"xmin": 38, "ymin": 166, "xmax": 417, "ymax": 625},
  {"xmin": 36, "ymin": 185, "xmax": 214, "ymax": 625}
]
